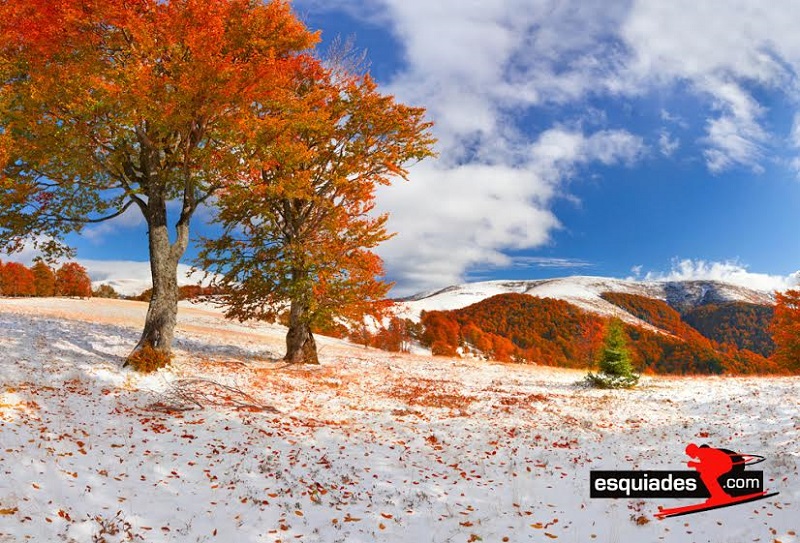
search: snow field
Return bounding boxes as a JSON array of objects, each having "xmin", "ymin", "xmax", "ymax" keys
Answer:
[{"xmin": 0, "ymin": 298, "xmax": 798, "ymax": 542}]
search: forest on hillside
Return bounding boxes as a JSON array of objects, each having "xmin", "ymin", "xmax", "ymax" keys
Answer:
[{"xmin": 418, "ymin": 292, "xmax": 788, "ymax": 375}]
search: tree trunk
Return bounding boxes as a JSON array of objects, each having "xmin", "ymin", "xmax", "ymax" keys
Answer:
[
  {"xmin": 126, "ymin": 191, "xmax": 191, "ymax": 368},
  {"xmin": 285, "ymin": 299, "xmax": 319, "ymax": 364},
  {"xmin": 134, "ymin": 225, "xmax": 180, "ymax": 354}
]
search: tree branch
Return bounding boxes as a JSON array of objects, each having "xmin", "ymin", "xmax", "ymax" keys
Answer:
[{"xmin": 44, "ymin": 198, "xmax": 136, "ymax": 224}]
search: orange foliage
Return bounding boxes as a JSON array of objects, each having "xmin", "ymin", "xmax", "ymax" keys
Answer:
[
  {"xmin": 684, "ymin": 302, "xmax": 774, "ymax": 357},
  {"xmin": 0, "ymin": 261, "xmax": 35, "ymax": 296},
  {"xmin": 602, "ymin": 292, "xmax": 776, "ymax": 374},
  {"xmin": 55, "ymin": 262, "xmax": 92, "ymax": 298},
  {"xmin": 371, "ymin": 318, "xmax": 413, "ymax": 352},
  {"xmin": 31, "ymin": 260, "xmax": 56, "ymax": 297},
  {"xmin": 0, "ymin": 260, "xmax": 95, "ymax": 298},
  {"xmin": 418, "ymin": 292, "xmax": 783, "ymax": 375},
  {"xmin": 132, "ymin": 284, "xmax": 224, "ymax": 302},
  {"xmin": 771, "ymin": 289, "xmax": 800, "ymax": 373}
]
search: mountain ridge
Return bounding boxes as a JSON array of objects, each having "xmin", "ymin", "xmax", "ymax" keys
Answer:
[{"xmin": 397, "ymin": 276, "xmax": 776, "ymax": 324}]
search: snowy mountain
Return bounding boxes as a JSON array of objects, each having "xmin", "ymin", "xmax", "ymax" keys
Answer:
[{"xmin": 397, "ymin": 276, "xmax": 775, "ymax": 325}]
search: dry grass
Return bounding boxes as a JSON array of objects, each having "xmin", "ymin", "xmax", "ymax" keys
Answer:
[{"xmin": 389, "ymin": 378, "xmax": 476, "ymax": 412}]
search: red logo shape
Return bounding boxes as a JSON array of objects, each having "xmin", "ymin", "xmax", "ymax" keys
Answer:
[{"xmin": 655, "ymin": 443, "xmax": 777, "ymax": 519}]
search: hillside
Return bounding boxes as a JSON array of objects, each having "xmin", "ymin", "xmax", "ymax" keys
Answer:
[
  {"xmin": 398, "ymin": 276, "xmax": 775, "ymax": 322},
  {"xmin": 398, "ymin": 276, "xmax": 781, "ymax": 374},
  {"xmin": 418, "ymin": 292, "xmax": 783, "ymax": 375},
  {"xmin": 0, "ymin": 297, "xmax": 797, "ymax": 542},
  {"xmin": 598, "ymin": 292, "xmax": 780, "ymax": 374},
  {"xmin": 683, "ymin": 302, "xmax": 775, "ymax": 357}
]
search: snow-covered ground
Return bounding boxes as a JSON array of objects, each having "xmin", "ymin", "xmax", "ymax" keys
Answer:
[{"xmin": 0, "ymin": 298, "xmax": 798, "ymax": 543}]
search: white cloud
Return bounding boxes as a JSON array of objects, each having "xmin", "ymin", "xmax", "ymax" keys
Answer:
[
  {"xmin": 377, "ymin": 128, "xmax": 644, "ymax": 294},
  {"xmin": 82, "ymin": 204, "xmax": 146, "ymax": 243},
  {"xmin": 621, "ymin": 1, "xmax": 800, "ymax": 172},
  {"xmin": 638, "ymin": 258, "xmax": 800, "ymax": 293},
  {"xmin": 700, "ymin": 80, "xmax": 769, "ymax": 173},
  {"xmin": 658, "ymin": 130, "xmax": 680, "ymax": 157},
  {"xmin": 788, "ymin": 113, "xmax": 800, "ymax": 176}
]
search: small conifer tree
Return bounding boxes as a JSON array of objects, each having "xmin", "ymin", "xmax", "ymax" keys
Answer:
[{"xmin": 586, "ymin": 318, "xmax": 639, "ymax": 388}]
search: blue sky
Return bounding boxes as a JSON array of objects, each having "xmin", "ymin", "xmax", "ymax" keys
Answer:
[{"xmin": 37, "ymin": 1, "xmax": 800, "ymax": 295}]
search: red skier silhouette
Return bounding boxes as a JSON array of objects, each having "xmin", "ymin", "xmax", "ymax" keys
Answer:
[
  {"xmin": 685, "ymin": 443, "xmax": 733, "ymax": 503},
  {"xmin": 656, "ymin": 443, "xmax": 776, "ymax": 519}
]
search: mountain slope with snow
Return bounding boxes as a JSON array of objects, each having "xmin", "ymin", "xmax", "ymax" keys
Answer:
[{"xmin": 397, "ymin": 276, "xmax": 775, "ymax": 325}]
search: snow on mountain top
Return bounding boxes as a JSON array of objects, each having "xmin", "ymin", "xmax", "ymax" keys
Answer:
[
  {"xmin": 0, "ymin": 297, "xmax": 797, "ymax": 542},
  {"xmin": 396, "ymin": 276, "xmax": 775, "ymax": 323}
]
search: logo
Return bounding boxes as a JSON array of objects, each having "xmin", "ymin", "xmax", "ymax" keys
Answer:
[{"xmin": 590, "ymin": 442, "xmax": 779, "ymax": 518}]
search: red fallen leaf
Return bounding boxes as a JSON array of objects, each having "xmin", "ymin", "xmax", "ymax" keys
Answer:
[
  {"xmin": 460, "ymin": 521, "xmax": 474, "ymax": 527},
  {"xmin": 544, "ymin": 533, "xmax": 558, "ymax": 539},
  {"xmin": 380, "ymin": 513, "xmax": 393, "ymax": 519},
  {"xmin": 0, "ymin": 508, "xmax": 17, "ymax": 516}
]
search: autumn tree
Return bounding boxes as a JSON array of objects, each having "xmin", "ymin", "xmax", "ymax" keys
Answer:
[
  {"xmin": 0, "ymin": 261, "xmax": 35, "ymax": 297},
  {"xmin": 56, "ymin": 262, "xmax": 92, "ymax": 298},
  {"xmin": 197, "ymin": 58, "xmax": 435, "ymax": 364},
  {"xmin": 771, "ymin": 289, "xmax": 800, "ymax": 373},
  {"xmin": 31, "ymin": 260, "xmax": 56, "ymax": 297},
  {"xmin": 93, "ymin": 284, "xmax": 121, "ymax": 299},
  {"xmin": 0, "ymin": 0, "xmax": 316, "ymax": 365}
]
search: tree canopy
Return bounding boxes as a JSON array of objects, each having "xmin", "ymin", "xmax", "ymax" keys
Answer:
[{"xmin": 197, "ymin": 55, "xmax": 436, "ymax": 363}]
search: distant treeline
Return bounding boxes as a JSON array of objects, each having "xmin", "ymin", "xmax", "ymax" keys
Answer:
[
  {"xmin": 0, "ymin": 260, "xmax": 93, "ymax": 298},
  {"xmin": 128, "ymin": 284, "xmax": 226, "ymax": 302},
  {"xmin": 0, "ymin": 258, "xmax": 237, "ymax": 302}
]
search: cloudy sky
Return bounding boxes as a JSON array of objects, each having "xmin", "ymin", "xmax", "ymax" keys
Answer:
[{"xmin": 22, "ymin": 0, "xmax": 800, "ymax": 295}]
